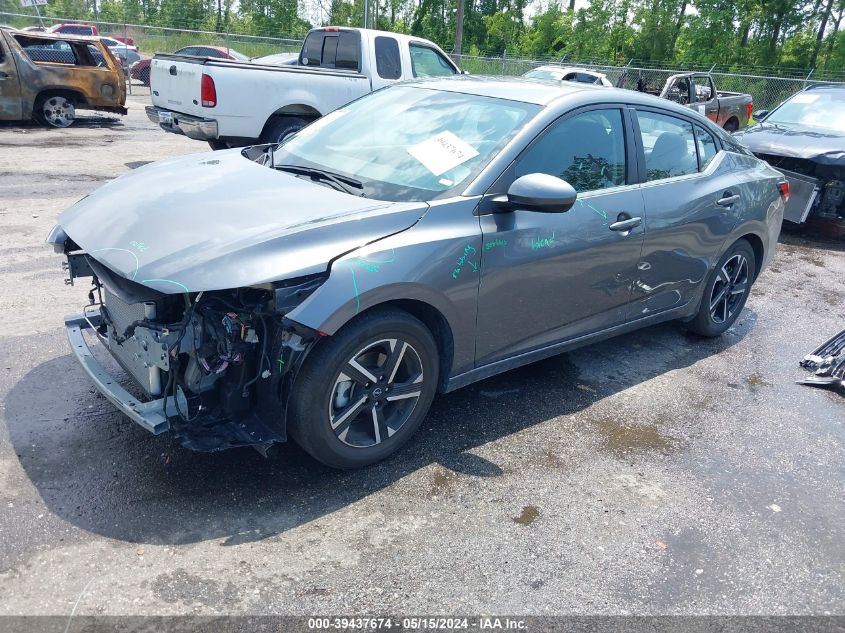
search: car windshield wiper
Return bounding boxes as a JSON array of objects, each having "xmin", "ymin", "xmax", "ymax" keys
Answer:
[{"xmin": 276, "ymin": 164, "xmax": 365, "ymax": 196}]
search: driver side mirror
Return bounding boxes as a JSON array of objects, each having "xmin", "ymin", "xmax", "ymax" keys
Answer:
[
  {"xmin": 752, "ymin": 109, "xmax": 769, "ymax": 121},
  {"xmin": 494, "ymin": 173, "xmax": 577, "ymax": 213}
]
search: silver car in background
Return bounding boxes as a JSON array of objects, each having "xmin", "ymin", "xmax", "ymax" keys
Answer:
[{"xmin": 48, "ymin": 77, "xmax": 787, "ymax": 468}]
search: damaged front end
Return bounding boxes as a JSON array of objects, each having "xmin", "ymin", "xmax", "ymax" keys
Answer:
[
  {"xmin": 53, "ymin": 235, "xmax": 324, "ymax": 452},
  {"xmin": 752, "ymin": 153, "xmax": 845, "ymax": 228}
]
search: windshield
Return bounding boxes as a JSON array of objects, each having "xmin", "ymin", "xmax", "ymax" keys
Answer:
[
  {"xmin": 767, "ymin": 90, "xmax": 845, "ymax": 133},
  {"xmin": 272, "ymin": 86, "xmax": 540, "ymax": 202},
  {"xmin": 524, "ymin": 69, "xmax": 560, "ymax": 81}
]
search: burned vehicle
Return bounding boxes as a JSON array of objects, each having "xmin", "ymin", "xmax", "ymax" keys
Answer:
[
  {"xmin": 0, "ymin": 26, "xmax": 126, "ymax": 128},
  {"xmin": 733, "ymin": 84, "xmax": 845, "ymax": 231},
  {"xmin": 49, "ymin": 78, "xmax": 786, "ymax": 468}
]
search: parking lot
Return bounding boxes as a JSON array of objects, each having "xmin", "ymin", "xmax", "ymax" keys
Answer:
[{"xmin": 0, "ymin": 94, "xmax": 843, "ymax": 617}]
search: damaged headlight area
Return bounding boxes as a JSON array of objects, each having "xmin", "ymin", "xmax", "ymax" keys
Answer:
[
  {"xmin": 61, "ymin": 246, "xmax": 326, "ymax": 452},
  {"xmin": 753, "ymin": 153, "xmax": 845, "ymax": 225}
]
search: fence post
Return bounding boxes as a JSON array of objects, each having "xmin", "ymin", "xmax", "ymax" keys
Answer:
[
  {"xmin": 502, "ymin": 49, "xmax": 506, "ymax": 74},
  {"xmin": 803, "ymin": 68, "xmax": 814, "ymax": 88}
]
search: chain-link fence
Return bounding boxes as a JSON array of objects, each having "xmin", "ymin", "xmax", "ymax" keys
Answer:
[
  {"xmin": 2, "ymin": 10, "xmax": 843, "ymax": 109},
  {"xmin": 455, "ymin": 54, "xmax": 845, "ymax": 111}
]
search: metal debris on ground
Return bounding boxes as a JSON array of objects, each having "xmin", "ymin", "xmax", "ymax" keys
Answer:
[{"xmin": 797, "ymin": 328, "xmax": 845, "ymax": 395}]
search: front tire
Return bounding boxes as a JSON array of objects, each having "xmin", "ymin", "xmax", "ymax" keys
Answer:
[
  {"xmin": 289, "ymin": 308, "xmax": 439, "ymax": 469},
  {"xmin": 686, "ymin": 240, "xmax": 756, "ymax": 337}
]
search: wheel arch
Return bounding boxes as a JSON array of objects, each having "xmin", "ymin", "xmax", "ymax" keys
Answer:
[
  {"xmin": 736, "ymin": 232, "xmax": 765, "ymax": 281},
  {"xmin": 35, "ymin": 88, "xmax": 87, "ymax": 107}
]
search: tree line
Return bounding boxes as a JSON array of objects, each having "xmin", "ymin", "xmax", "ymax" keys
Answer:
[{"xmin": 3, "ymin": 0, "xmax": 845, "ymax": 73}]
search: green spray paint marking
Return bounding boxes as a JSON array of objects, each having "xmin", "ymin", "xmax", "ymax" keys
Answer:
[
  {"xmin": 452, "ymin": 244, "xmax": 478, "ymax": 279},
  {"xmin": 485, "ymin": 239, "xmax": 508, "ymax": 251},
  {"xmin": 140, "ymin": 278, "xmax": 190, "ymax": 294},
  {"xmin": 531, "ymin": 232, "xmax": 556, "ymax": 250},
  {"xmin": 278, "ymin": 356, "xmax": 285, "ymax": 371},
  {"xmin": 344, "ymin": 248, "xmax": 396, "ymax": 313},
  {"xmin": 577, "ymin": 199, "xmax": 608, "ymax": 220},
  {"xmin": 91, "ymin": 247, "xmax": 140, "ymax": 280}
]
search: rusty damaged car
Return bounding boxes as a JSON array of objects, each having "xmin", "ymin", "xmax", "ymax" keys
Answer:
[
  {"xmin": 0, "ymin": 26, "xmax": 126, "ymax": 128},
  {"xmin": 48, "ymin": 77, "xmax": 787, "ymax": 468}
]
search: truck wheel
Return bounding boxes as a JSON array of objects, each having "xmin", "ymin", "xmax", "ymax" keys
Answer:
[
  {"xmin": 685, "ymin": 240, "xmax": 756, "ymax": 337},
  {"xmin": 35, "ymin": 94, "xmax": 76, "ymax": 128},
  {"xmin": 288, "ymin": 308, "xmax": 439, "ymax": 469},
  {"xmin": 260, "ymin": 115, "xmax": 308, "ymax": 145},
  {"xmin": 723, "ymin": 117, "xmax": 739, "ymax": 132}
]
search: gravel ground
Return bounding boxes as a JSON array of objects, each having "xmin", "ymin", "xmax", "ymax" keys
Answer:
[{"xmin": 0, "ymin": 95, "xmax": 843, "ymax": 618}]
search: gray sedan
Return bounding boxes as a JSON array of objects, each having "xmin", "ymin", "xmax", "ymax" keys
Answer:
[{"xmin": 48, "ymin": 77, "xmax": 787, "ymax": 468}]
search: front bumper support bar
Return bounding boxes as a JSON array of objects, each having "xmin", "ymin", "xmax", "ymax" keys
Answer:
[{"xmin": 65, "ymin": 310, "xmax": 185, "ymax": 435}]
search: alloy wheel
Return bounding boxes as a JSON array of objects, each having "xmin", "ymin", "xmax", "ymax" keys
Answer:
[
  {"xmin": 328, "ymin": 338, "xmax": 424, "ymax": 448},
  {"xmin": 709, "ymin": 254, "xmax": 749, "ymax": 324},
  {"xmin": 42, "ymin": 96, "xmax": 75, "ymax": 128}
]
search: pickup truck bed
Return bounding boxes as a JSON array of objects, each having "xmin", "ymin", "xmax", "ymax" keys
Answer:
[{"xmin": 147, "ymin": 27, "xmax": 460, "ymax": 148}]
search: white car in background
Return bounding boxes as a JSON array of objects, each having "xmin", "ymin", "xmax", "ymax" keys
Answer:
[
  {"xmin": 99, "ymin": 36, "xmax": 141, "ymax": 66},
  {"xmin": 523, "ymin": 65, "xmax": 613, "ymax": 87}
]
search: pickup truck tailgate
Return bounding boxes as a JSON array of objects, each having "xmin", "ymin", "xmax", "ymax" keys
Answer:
[{"xmin": 150, "ymin": 57, "xmax": 205, "ymax": 117}]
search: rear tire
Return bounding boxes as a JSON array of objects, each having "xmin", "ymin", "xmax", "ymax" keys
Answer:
[
  {"xmin": 686, "ymin": 240, "xmax": 756, "ymax": 337},
  {"xmin": 207, "ymin": 140, "xmax": 230, "ymax": 151},
  {"xmin": 34, "ymin": 93, "xmax": 76, "ymax": 128},
  {"xmin": 260, "ymin": 115, "xmax": 308, "ymax": 145},
  {"xmin": 289, "ymin": 308, "xmax": 439, "ymax": 469}
]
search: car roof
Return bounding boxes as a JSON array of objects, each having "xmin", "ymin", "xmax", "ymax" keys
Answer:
[
  {"xmin": 0, "ymin": 26, "xmax": 98, "ymax": 42},
  {"xmin": 530, "ymin": 65, "xmax": 605, "ymax": 76},
  {"xmin": 405, "ymin": 75, "xmax": 697, "ymax": 113},
  {"xmin": 805, "ymin": 83, "xmax": 845, "ymax": 92}
]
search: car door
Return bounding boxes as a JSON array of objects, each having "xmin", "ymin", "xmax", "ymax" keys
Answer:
[
  {"xmin": 474, "ymin": 106, "xmax": 646, "ymax": 366},
  {"xmin": 628, "ymin": 108, "xmax": 741, "ymax": 318},
  {"xmin": 0, "ymin": 37, "xmax": 22, "ymax": 120}
]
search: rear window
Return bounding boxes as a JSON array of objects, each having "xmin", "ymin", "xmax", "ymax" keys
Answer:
[
  {"xmin": 58, "ymin": 25, "xmax": 94, "ymax": 35},
  {"xmin": 374, "ymin": 36, "xmax": 401, "ymax": 80},
  {"xmin": 15, "ymin": 36, "xmax": 82, "ymax": 65},
  {"xmin": 300, "ymin": 31, "xmax": 360, "ymax": 71}
]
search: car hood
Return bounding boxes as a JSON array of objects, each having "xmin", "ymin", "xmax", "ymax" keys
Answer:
[
  {"xmin": 734, "ymin": 122, "xmax": 845, "ymax": 166},
  {"xmin": 58, "ymin": 150, "xmax": 429, "ymax": 293}
]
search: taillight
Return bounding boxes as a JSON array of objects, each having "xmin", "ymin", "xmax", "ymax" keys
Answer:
[
  {"xmin": 778, "ymin": 181, "xmax": 790, "ymax": 201},
  {"xmin": 747, "ymin": 101, "xmax": 753, "ymax": 121},
  {"xmin": 201, "ymin": 73, "xmax": 216, "ymax": 108}
]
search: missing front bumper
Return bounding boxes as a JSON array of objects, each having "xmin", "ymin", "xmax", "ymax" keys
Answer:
[{"xmin": 65, "ymin": 310, "xmax": 186, "ymax": 435}]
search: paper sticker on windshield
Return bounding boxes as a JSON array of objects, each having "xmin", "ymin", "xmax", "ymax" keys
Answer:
[
  {"xmin": 791, "ymin": 93, "xmax": 819, "ymax": 104},
  {"xmin": 407, "ymin": 131, "xmax": 479, "ymax": 176},
  {"xmin": 295, "ymin": 108, "xmax": 349, "ymax": 138},
  {"xmin": 697, "ymin": 105, "xmax": 705, "ymax": 114}
]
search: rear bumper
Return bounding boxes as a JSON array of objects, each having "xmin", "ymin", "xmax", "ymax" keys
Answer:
[
  {"xmin": 65, "ymin": 310, "xmax": 185, "ymax": 436},
  {"xmin": 145, "ymin": 105, "xmax": 218, "ymax": 141}
]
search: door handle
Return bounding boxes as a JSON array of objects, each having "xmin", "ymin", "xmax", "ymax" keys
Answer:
[
  {"xmin": 0, "ymin": 72, "xmax": 9, "ymax": 79},
  {"xmin": 609, "ymin": 216, "xmax": 642, "ymax": 232},
  {"xmin": 717, "ymin": 193, "xmax": 740, "ymax": 207}
]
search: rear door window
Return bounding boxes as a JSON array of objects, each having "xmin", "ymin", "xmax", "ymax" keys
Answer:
[
  {"xmin": 695, "ymin": 124, "xmax": 719, "ymax": 170},
  {"xmin": 409, "ymin": 44, "xmax": 456, "ymax": 77},
  {"xmin": 636, "ymin": 110, "xmax": 699, "ymax": 180},
  {"xmin": 374, "ymin": 36, "xmax": 401, "ymax": 80},
  {"xmin": 301, "ymin": 31, "xmax": 360, "ymax": 71}
]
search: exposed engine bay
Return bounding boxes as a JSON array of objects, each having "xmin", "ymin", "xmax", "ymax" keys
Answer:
[
  {"xmin": 754, "ymin": 152, "xmax": 845, "ymax": 225},
  {"xmin": 63, "ymin": 245, "xmax": 325, "ymax": 452}
]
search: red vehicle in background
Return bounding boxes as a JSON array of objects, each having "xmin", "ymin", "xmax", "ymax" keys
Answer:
[
  {"xmin": 111, "ymin": 35, "xmax": 135, "ymax": 46},
  {"xmin": 130, "ymin": 45, "xmax": 248, "ymax": 86},
  {"xmin": 48, "ymin": 23, "xmax": 99, "ymax": 37}
]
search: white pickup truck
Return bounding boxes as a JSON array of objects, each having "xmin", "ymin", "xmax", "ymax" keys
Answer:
[{"xmin": 146, "ymin": 27, "xmax": 461, "ymax": 149}]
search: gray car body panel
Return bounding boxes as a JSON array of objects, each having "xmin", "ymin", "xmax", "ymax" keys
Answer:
[
  {"xmin": 57, "ymin": 149, "xmax": 429, "ymax": 293},
  {"xmin": 54, "ymin": 76, "xmax": 784, "ymax": 391}
]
